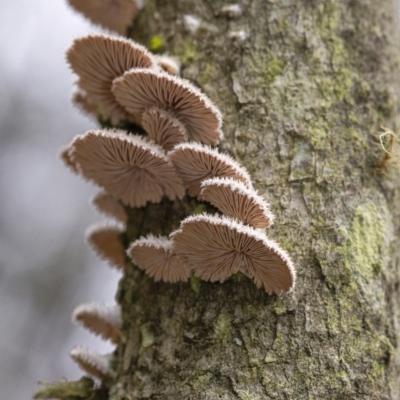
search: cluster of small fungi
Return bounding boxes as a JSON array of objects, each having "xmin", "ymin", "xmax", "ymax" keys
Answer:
[{"xmin": 41, "ymin": 0, "xmax": 296, "ymax": 390}]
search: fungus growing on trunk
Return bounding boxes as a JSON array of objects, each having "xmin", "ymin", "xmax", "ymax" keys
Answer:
[
  {"xmin": 154, "ymin": 55, "xmax": 181, "ymax": 75},
  {"xmin": 68, "ymin": 0, "xmax": 143, "ymax": 35},
  {"xmin": 69, "ymin": 130, "xmax": 185, "ymax": 207},
  {"xmin": 127, "ymin": 235, "xmax": 189, "ymax": 282},
  {"xmin": 200, "ymin": 177, "xmax": 274, "ymax": 228},
  {"xmin": 72, "ymin": 303, "xmax": 122, "ymax": 343},
  {"xmin": 86, "ymin": 224, "xmax": 126, "ymax": 270},
  {"xmin": 67, "ymin": 35, "xmax": 155, "ymax": 124},
  {"xmin": 72, "ymin": 88, "xmax": 98, "ymax": 120},
  {"xmin": 172, "ymin": 214, "xmax": 295, "ymax": 295},
  {"xmin": 91, "ymin": 191, "xmax": 127, "ymax": 224},
  {"xmin": 59, "ymin": 143, "xmax": 79, "ymax": 173},
  {"xmin": 141, "ymin": 107, "xmax": 188, "ymax": 150},
  {"xmin": 112, "ymin": 68, "xmax": 223, "ymax": 144},
  {"xmin": 168, "ymin": 143, "xmax": 252, "ymax": 198},
  {"xmin": 69, "ymin": 346, "xmax": 112, "ymax": 380}
]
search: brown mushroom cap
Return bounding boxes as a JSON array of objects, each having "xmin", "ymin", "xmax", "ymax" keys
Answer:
[
  {"xmin": 68, "ymin": 0, "xmax": 142, "ymax": 35},
  {"xmin": 66, "ymin": 35, "xmax": 154, "ymax": 124},
  {"xmin": 168, "ymin": 143, "xmax": 252, "ymax": 198},
  {"xmin": 127, "ymin": 235, "xmax": 189, "ymax": 282},
  {"xmin": 141, "ymin": 107, "xmax": 188, "ymax": 150},
  {"xmin": 70, "ymin": 346, "xmax": 111, "ymax": 380},
  {"xmin": 72, "ymin": 303, "xmax": 121, "ymax": 343},
  {"xmin": 171, "ymin": 214, "xmax": 295, "ymax": 295},
  {"xmin": 91, "ymin": 191, "xmax": 127, "ymax": 224},
  {"xmin": 72, "ymin": 88, "xmax": 98, "ymax": 119},
  {"xmin": 200, "ymin": 177, "xmax": 274, "ymax": 228},
  {"xmin": 70, "ymin": 130, "xmax": 185, "ymax": 207},
  {"xmin": 154, "ymin": 55, "xmax": 181, "ymax": 75},
  {"xmin": 86, "ymin": 224, "xmax": 126, "ymax": 270},
  {"xmin": 112, "ymin": 68, "xmax": 223, "ymax": 144},
  {"xmin": 59, "ymin": 142, "xmax": 79, "ymax": 173}
]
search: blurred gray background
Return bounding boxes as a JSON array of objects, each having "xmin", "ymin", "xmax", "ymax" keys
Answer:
[{"xmin": 0, "ymin": 1, "xmax": 121, "ymax": 399}]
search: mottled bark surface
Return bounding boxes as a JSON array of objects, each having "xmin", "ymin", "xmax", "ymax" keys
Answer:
[{"xmin": 112, "ymin": 0, "xmax": 400, "ymax": 398}]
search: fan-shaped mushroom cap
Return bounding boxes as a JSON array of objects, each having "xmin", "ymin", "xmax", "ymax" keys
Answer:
[
  {"xmin": 168, "ymin": 143, "xmax": 252, "ymax": 198},
  {"xmin": 142, "ymin": 107, "xmax": 188, "ymax": 150},
  {"xmin": 66, "ymin": 35, "xmax": 155, "ymax": 124},
  {"xmin": 59, "ymin": 142, "xmax": 79, "ymax": 173},
  {"xmin": 127, "ymin": 235, "xmax": 189, "ymax": 282},
  {"xmin": 86, "ymin": 224, "xmax": 126, "ymax": 270},
  {"xmin": 72, "ymin": 303, "xmax": 122, "ymax": 343},
  {"xmin": 172, "ymin": 214, "xmax": 295, "ymax": 295},
  {"xmin": 112, "ymin": 68, "xmax": 223, "ymax": 145},
  {"xmin": 92, "ymin": 191, "xmax": 127, "ymax": 224},
  {"xmin": 70, "ymin": 346, "xmax": 112, "ymax": 380},
  {"xmin": 154, "ymin": 55, "xmax": 181, "ymax": 75},
  {"xmin": 68, "ymin": 0, "xmax": 142, "ymax": 35},
  {"xmin": 70, "ymin": 130, "xmax": 185, "ymax": 207},
  {"xmin": 72, "ymin": 88, "xmax": 98, "ymax": 119},
  {"xmin": 200, "ymin": 177, "xmax": 274, "ymax": 228}
]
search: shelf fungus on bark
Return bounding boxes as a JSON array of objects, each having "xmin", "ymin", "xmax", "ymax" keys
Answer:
[
  {"xmin": 112, "ymin": 68, "xmax": 223, "ymax": 145},
  {"xmin": 66, "ymin": 35, "xmax": 155, "ymax": 124},
  {"xmin": 127, "ymin": 235, "xmax": 190, "ymax": 282},
  {"xmin": 91, "ymin": 191, "xmax": 127, "ymax": 224},
  {"xmin": 72, "ymin": 303, "xmax": 122, "ymax": 343},
  {"xmin": 86, "ymin": 223, "xmax": 126, "ymax": 270},
  {"xmin": 168, "ymin": 143, "xmax": 252, "ymax": 198},
  {"xmin": 171, "ymin": 214, "xmax": 295, "ymax": 295},
  {"xmin": 141, "ymin": 107, "xmax": 188, "ymax": 150},
  {"xmin": 67, "ymin": 0, "xmax": 143, "ymax": 35},
  {"xmin": 69, "ymin": 346, "xmax": 113, "ymax": 380},
  {"xmin": 68, "ymin": 130, "xmax": 185, "ymax": 207},
  {"xmin": 200, "ymin": 177, "xmax": 274, "ymax": 229}
]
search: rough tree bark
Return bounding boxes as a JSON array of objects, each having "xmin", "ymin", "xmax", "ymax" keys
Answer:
[{"xmin": 110, "ymin": 0, "xmax": 400, "ymax": 398}]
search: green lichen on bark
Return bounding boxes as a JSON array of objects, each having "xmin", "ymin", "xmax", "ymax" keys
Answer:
[{"xmin": 101, "ymin": 0, "xmax": 400, "ymax": 398}]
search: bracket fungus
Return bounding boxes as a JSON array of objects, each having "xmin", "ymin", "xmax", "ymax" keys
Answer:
[
  {"xmin": 68, "ymin": 130, "xmax": 185, "ymax": 207},
  {"xmin": 68, "ymin": 0, "xmax": 143, "ymax": 35},
  {"xmin": 172, "ymin": 214, "xmax": 295, "ymax": 295},
  {"xmin": 72, "ymin": 303, "xmax": 122, "ymax": 343},
  {"xmin": 67, "ymin": 35, "xmax": 155, "ymax": 124},
  {"xmin": 91, "ymin": 191, "xmax": 127, "ymax": 224},
  {"xmin": 86, "ymin": 224, "xmax": 126, "ymax": 270},
  {"xmin": 168, "ymin": 143, "xmax": 252, "ymax": 198},
  {"xmin": 70, "ymin": 346, "xmax": 112, "ymax": 380},
  {"xmin": 200, "ymin": 177, "xmax": 274, "ymax": 228},
  {"xmin": 141, "ymin": 107, "xmax": 188, "ymax": 150},
  {"xmin": 112, "ymin": 68, "xmax": 223, "ymax": 144},
  {"xmin": 127, "ymin": 235, "xmax": 190, "ymax": 283}
]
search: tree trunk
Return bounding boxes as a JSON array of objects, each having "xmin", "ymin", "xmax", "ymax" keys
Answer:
[{"xmin": 112, "ymin": 0, "xmax": 400, "ymax": 398}]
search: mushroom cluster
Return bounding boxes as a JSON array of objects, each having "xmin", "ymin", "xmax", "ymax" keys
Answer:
[{"xmin": 49, "ymin": 0, "xmax": 295, "ymax": 386}]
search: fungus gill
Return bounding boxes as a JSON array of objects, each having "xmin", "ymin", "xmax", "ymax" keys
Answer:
[
  {"xmin": 68, "ymin": 0, "xmax": 143, "ymax": 35},
  {"xmin": 69, "ymin": 346, "xmax": 112, "ymax": 380},
  {"xmin": 112, "ymin": 68, "xmax": 223, "ymax": 144},
  {"xmin": 127, "ymin": 235, "xmax": 190, "ymax": 282},
  {"xmin": 86, "ymin": 224, "xmax": 126, "ymax": 270},
  {"xmin": 72, "ymin": 303, "xmax": 122, "ymax": 343}
]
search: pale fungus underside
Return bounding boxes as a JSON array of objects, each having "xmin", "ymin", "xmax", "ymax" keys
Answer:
[
  {"xmin": 67, "ymin": 35, "xmax": 154, "ymax": 124},
  {"xmin": 169, "ymin": 142, "xmax": 253, "ymax": 198},
  {"xmin": 91, "ymin": 191, "xmax": 128, "ymax": 224},
  {"xmin": 86, "ymin": 224, "xmax": 126, "ymax": 270},
  {"xmin": 127, "ymin": 235, "xmax": 190, "ymax": 282},
  {"xmin": 69, "ymin": 130, "xmax": 185, "ymax": 207},
  {"xmin": 72, "ymin": 303, "xmax": 122, "ymax": 343},
  {"xmin": 69, "ymin": 346, "xmax": 111, "ymax": 380},
  {"xmin": 112, "ymin": 68, "xmax": 223, "ymax": 144},
  {"xmin": 68, "ymin": 0, "xmax": 142, "ymax": 35}
]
